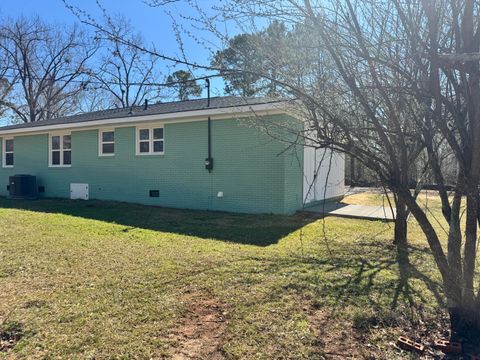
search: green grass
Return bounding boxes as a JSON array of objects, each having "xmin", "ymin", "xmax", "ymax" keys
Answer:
[{"xmin": 0, "ymin": 194, "xmax": 471, "ymax": 359}]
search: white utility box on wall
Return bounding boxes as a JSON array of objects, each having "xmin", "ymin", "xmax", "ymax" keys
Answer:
[{"xmin": 70, "ymin": 183, "xmax": 89, "ymax": 200}]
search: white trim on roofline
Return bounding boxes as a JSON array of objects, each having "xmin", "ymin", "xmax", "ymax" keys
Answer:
[{"xmin": 0, "ymin": 102, "xmax": 290, "ymax": 137}]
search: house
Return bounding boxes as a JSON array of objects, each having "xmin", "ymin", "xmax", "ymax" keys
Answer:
[{"xmin": 0, "ymin": 97, "xmax": 345, "ymax": 214}]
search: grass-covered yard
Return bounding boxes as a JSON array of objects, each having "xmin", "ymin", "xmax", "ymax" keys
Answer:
[{"xmin": 0, "ymin": 193, "xmax": 475, "ymax": 359}]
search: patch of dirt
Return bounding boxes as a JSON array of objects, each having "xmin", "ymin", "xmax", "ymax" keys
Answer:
[
  {"xmin": 0, "ymin": 321, "xmax": 24, "ymax": 353},
  {"xmin": 307, "ymin": 309, "xmax": 375, "ymax": 359},
  {"xmin": 168, "ymin": 290, "xmax": 228, "ymax": 360},
  {"xmin": 305, "ymin": 304, "xmax": 459, "ymax": 359},
  {"xmin": 22, "ymin": 300, "xmax": 47, "ymax": 309}
]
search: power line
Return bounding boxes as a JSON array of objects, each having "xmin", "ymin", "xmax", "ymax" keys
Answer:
[{"xmin": 0, "ymin": 72, "xmax": 227, "ymax": 88}]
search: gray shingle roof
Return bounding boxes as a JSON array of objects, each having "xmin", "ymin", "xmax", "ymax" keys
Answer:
[{"xmin": 0, "ymin": 96, "xmax": 284, "ymax": 131}]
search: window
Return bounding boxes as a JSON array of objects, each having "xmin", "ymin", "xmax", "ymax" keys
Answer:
[
  {"xmin": 2, "ymin": 138, "xmax": 14, "ymax": 168},
  {"xmin": 137, "ymin": 126, "xmax": 164, "ymax": 155},
  {"xmin": 99, "ymin": 129, "xmax": 115, "ymax": 156},
  {"xmin": 49, "ymin": 133, "xmax": 71, "ymax": 167}
]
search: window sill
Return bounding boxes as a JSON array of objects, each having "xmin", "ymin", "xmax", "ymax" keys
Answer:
[
  {"xmin": 136, "ymin": 152, "xmax": 165, "ymax": 156},
  {"xmin": 98, "ymin": 154, "xmax": 115, "ymax": 157},
  {"xmin": 49, "ymin": 165, "xmax": 72, "ymax": 168},
  {"xmin": 2, "ymin": 166, "xmax": 14, "ymax": 169}
]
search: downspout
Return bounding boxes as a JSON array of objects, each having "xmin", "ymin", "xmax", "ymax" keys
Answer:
[{"xmin": 205, "ymin": 79, "xmax": 213, "ymax": 172}]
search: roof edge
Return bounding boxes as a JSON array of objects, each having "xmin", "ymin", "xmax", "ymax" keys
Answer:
[{"xmin": 0, "ymin": 102, "xmax": 292, "ymax": 136}]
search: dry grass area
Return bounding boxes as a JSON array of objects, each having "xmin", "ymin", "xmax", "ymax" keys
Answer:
[{"xmin": 0, "ymin": 192, "xmax": 477, "ymax": 359}]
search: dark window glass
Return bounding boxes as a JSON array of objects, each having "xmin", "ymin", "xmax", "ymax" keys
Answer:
[
  {"xmin": 153, "ymin": 141, "xmax": 164, "ymax": 153},
  {"xmin": 63, "ymin": 135, "xmax": 71, "ymax": 150},
  {"xmin": 5, "ymin": 139, "xmax": 14, "ymax": 152},
  {"xmin": 5, "ymin": 153, "xmax": 13, "ymax": 166},
  {"xmin": 52, "ymin": 151, "xmax": 60, "ymax": 165},
  {"xmin": 139, "ymin": 129, "xmax": 149, "ymax": 140},
  {"xmin": 52, "ymin": 136, "xmax": 60, "ymax": 150},
  {"xmin": 63, "ymin": 150, "xmax": 71, "ymax": 165},
  {"xmin": 139, "ymin": 142, "xmax": 149, "ymax": 153},
  {"xmin": 102, "ymin": 131, "xmax": 114, "ymax": 142},
  {"xmin": 153, "ymin": 128, "xmax": 163, "ymax": 140},
  {"xmin": 102, "ymin": 143, "xmax": 114, "ymax": 154}
]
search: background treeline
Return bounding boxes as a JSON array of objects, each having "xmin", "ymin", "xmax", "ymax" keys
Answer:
[{"xmin": 0, "ymin": 16, "xmax": 203, "ymax": 124}]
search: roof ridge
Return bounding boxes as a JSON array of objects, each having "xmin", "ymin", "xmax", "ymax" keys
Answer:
[{"xmin": 74, "ymin": 95, "xmax": 246, "ymax": 115}]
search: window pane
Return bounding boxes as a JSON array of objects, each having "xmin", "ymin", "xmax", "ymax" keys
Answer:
[
  {"xmin": 153, "ymin": 140, "xmax": 164, "ymax": 153},
  {"xmin": 153, "ymin": 128, "xmax": 163, "ymax": 140},
  {"xmin": 102, "ymin": 143, "xmax": 114, "ymax": 154},
  {"xmin": 5, "ymin": 153, "xmax": 13, "ymax": 166},
  {"xmin": 139, "ymin": 141, "xmax": 149, "ymax": 153},
  {"xmin": 139, "ymin": 129, "xmax": 149, "ymax": 140},
  {"xmin": 63, "ymin": 135, "xmax": 71, "ymax": 150},
  {"xmin": 102, "ymin": 131, "xmax": 114, "ymax": 142},
  {"xmin": 63, "ymin": 150, "xmax": 71, "ymax": 165},
  {"xmin": 52, "ymin": 151, "xmax": 60, "ymax": 165},
  {"xmin": 52, "ymin": 136, "xmax": 60, "ymax": 150},
  {"xmin": 5, "ymin": 139, "xmax": 14, "ymax": 152}
]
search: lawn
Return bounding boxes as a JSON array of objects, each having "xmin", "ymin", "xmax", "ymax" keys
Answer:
[{"xmin": 0, "ymin": 193, "xmax": 474, "ymax": 359}]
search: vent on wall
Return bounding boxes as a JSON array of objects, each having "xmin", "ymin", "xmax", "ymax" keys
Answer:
[
  {"xmin": 149, "ymin": 190, "xmax": 160, "ymax": 198},
  {"xmin": 70, "ymin": 183, "xmax": 89, "ymax": 200}
]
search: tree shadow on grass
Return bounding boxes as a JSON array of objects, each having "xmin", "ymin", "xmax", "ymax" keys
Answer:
[
  {"xmin": 0, "ymin": 196, "xmax": 314, "ymax": 246},
  {"xmin": 215, "ymin": 246, "xmax": 452, "ymax": 357},
  {"xmin": 230, "ymin": 239, "xmax": 445, "ymax": 317},
  {"xmin": 330, "ymin": 239, "xmax": 445, "ymax": 313}
]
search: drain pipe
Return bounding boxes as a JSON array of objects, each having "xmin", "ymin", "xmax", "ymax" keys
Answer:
[{"xmin": 205, "ymin": 78, "xmax": 213, "ymax": 172}]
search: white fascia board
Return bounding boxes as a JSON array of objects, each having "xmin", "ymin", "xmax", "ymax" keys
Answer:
[{"xmin": 0, "ymin": 102, "xmax": 292, "ymax": 137}]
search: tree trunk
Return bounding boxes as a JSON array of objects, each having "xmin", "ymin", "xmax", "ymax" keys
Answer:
[
  {"xmin": 392, "ymin": 195, "xmax": 411, "ymax": 306},
  {"xmin": 464, "ymin": 181, "xmax": 479, "ymax": 306},
  {"xmin": 350, "ymin": 155, "xmax": 355, "ymax": 186},
  {"xmin": 394, "ymin": 196, "xmax": 410, "ymax": 267},
  {"xmin": 449, "ymin": 304, "xmax": 480, "ymax": 340}
]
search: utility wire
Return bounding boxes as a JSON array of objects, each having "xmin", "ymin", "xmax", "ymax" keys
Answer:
[{"xmin": 0, "ymin": 73, "xmax": 226, "ymax": 88}]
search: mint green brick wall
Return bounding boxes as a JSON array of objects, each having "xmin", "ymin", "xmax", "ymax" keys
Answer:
[{"xmin": 0, "ymin": 116, "xmax": 303, "ymax": 214}]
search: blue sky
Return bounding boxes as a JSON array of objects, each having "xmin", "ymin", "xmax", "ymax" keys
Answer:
[
  {"xmin": 0, "ymin": 0, "xmax": 231, "ymax": 101},
  {"xmin": 0, "ymin": 0, "xmax": 219, "ymax": 61}
]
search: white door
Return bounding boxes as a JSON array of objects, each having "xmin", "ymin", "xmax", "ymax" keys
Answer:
[{"xmin": 303, "ymin": 147, "xmax": 345, "ymax": 205}]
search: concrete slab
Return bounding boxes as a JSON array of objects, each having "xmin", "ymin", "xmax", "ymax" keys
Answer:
[{"xmin": 303, "ymin": 202, "xmax": 396, "ymax": 221}]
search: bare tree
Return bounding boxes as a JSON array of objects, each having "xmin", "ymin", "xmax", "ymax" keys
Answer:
[
  {"xmin": 394, "ymin": 0, "xmax": 480, "ymax": 336},
  {"xmin": 0, "ymin": 17, "xmax": 97, "ymax": 123},
  {"xmin": 169, "ymin": 1, "xmax": 419, "ymax": 268},
  {"xmin": 93, "ymin": 16, "xmax": 162, "ymax": 108},
  {"xmin": 0, "ymin": 52, "xmax": 13, "ymax": 118}
]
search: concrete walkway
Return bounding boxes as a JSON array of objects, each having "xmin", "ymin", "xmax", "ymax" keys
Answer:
[{"xmin": 303, "ymin": 202, "xmax": 396, "ymax": 222}]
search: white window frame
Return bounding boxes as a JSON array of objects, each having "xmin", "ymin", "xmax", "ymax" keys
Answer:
[
  {"xmin": 49, "ymin": 131, "xmax": 72, "ymax": 168},
  {"xmin": 98, "ymin": 128, "xmax": 115, "ymax": 157},
  {"xmin": 2, "ymin": 137, "xmax": 14, "ymax": 168},
  {"xmin": 136, "ymin": 125, "xmax": 164, "ymax": 155}
]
